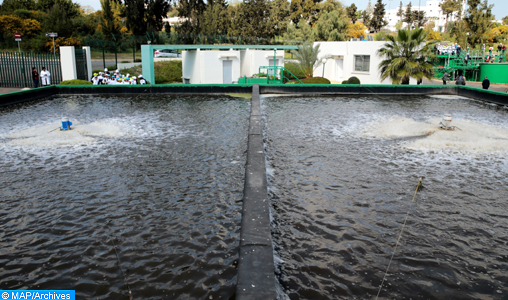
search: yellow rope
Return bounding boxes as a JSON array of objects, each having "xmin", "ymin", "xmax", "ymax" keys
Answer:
[{"xmin": 375, "ymin": 176, "xmax": 423, "ymax": 300}]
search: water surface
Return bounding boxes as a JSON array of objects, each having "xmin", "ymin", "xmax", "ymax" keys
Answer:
[
  {"xmin": 263, "ymin": 95, "xmax": 508, "ymax": 300},
  {"xmin": 0, "ymin": 94, "xmax": 249, "ymax": 299}
]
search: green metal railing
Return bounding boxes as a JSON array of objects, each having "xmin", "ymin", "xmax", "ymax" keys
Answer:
[
  {"xmin": 258, "ymin": 66, "xmax": 304, "ymax": 84},
  {"xmin": 0, "ymin": 52, "xmax": 62, "ymax": 88}
]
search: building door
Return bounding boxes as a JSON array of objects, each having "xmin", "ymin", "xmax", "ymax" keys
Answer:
[
  {"xmin": 336, "ymin": 58, "xmax": 344, "ymax": 81},
  {"xmin": 223, "ymin": 60, "xmax": 233, "ymax": 84},
  {"xmin": 268, "ymin": 59, "xmax": 280, "ymax": 77}
]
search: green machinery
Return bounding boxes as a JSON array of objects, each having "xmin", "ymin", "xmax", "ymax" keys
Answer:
[
  {"xmin": 433, "ymin": 49, "xmax": 506, "ymax": 82},
  {"xmin": 238, "ymin": 65, "xmax": 303, "ymax": 85}
]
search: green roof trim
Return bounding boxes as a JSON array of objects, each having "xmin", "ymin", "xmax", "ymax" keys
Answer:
[{"xmin": 149, "ymin": 44, "xmax": 298, "ymax": 50}]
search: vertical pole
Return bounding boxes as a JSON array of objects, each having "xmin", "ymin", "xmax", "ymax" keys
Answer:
[
  {"xmin": 273, "ymin": 48, "xmax": 276, "ymax": 82},
  {"xmin": 131, "ymin": 35, "xmax": 135, "ymax": 62},
  {"xmin": 52, "ymin": 37, "xmax": 56, "ymax": 57},
  {"xmin": 17, "ymin": 41, "xmax": 21, "ymax": 53}
]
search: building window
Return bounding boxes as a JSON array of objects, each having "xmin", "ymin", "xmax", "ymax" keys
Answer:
[{"xmin": 354, "ymin": 55, "xmax": 370, "ymax": 72}]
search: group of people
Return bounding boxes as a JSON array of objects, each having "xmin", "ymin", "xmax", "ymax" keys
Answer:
[
  {"xmin": 91, "ymin": 68, "xmax": 147, "ymax": 85},
  {"xmin": 31, "ymin": 67, "xmax": 51, "ymax": 88},
  {"xmin": 442, "ymin": 71, "xmax": 491, "ymax": 90},
  {"xmin": 441, "ymin": 71, "xmax": 467, "ymax": 86},
  {"xmin": 482, "ymin": 43, "xmax": 506, "ymax": 63}
]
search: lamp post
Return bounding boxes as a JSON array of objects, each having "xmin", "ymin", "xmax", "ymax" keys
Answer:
[{"xmin": 322, "ymin": 58, "xmax": 327, "ymax": 78}]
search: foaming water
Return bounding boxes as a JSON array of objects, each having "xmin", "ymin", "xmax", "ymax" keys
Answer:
[
  {"xmin": 359, "ymin": 116, "xmax": 508, "ymax": 154},
  {"xmin": 0, "ymin": 94, "xmax": 249, "ymax": 299},
  {"xmin": 263, "ymin": 95, "xmax": 508, "ymax": 299}
]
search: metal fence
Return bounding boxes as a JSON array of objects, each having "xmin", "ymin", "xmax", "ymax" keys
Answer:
[{"xmin": 0, "ymin": 52, "xmax": 62, "ymax": 88}]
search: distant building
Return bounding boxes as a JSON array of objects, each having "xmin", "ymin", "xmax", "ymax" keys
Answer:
[
  {"xmin": 314, "ymin": 41, "xmax": 392, "ymax": 84},
  {"xmin": 182, "ymin": 48, "xmax": 284, "ymax": 84},
  {"xmin": 384, "ymin": 0, "xmax": 467, "ymax": 32}
]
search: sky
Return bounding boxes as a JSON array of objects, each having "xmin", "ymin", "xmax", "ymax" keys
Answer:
[{"xmin": 3, "ymin": 0, "xmax": 507, "ymax": 20}]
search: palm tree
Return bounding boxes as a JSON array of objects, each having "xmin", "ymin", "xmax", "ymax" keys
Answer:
[
  {"xmin": 377, "ymin": 28, "xmax": 437, "ymax": 84},
  {"xmin": 291, "ymin": 43, "xmax": 321, "ymax": 78}
]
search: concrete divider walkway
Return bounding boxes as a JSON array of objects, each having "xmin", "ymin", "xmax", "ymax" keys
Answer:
[{"xmin": 236, "ymin": 85, "xmax": 276, "ymax": 300}]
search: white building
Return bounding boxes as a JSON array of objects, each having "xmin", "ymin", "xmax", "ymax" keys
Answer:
[
  {"xmin": 182, "ymin": 49, "xmax": 283, "ymax": 84},
  {"xmin": 314, "ymin": 41, "xmax": 392, "ymax": 85},
  {"xmin": 385, "ymin": 0, "xmax": 467, "ymax": 32}
]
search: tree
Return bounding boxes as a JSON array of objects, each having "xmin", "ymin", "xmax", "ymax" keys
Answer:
[
  {"xmin": 362, "ymin": 10, "xmax": 371, "ymax": 31},
  {"xmin": 465, "ymin": 0, "xmax": 494, "ymax": 48},
  {"xmin": 268, "ymin": 0, "xmax": 290, "ymax": 37},
  {"xmin": 412, "ymin": 10, "xmax": 428, "ymax": 28},
  {"xmin": 0, "ymin": 14, "xmax": 41, "ymax": 37},
  {"xmin": 42, "ymin": 3, "xmax": 74, "ymax": 37},
  {"xmin": 377, "ymin": 28, "xmax": 437, "ymax": 84},
  {"xmin": 347, "ymin": 3, "xmax": 357, "ymax": 23},
  {"xmin": 201, "ymin": 0, "xmax": 230, "ymax": 36},
  {"xmin": 363, "ymin": 0, "xmax": 373, "ymax": 30},
  {"xmin": 229, "ymin": 0, "xmax": 273, "ymax": 40},
  {"xmin": 146, "ymin": 0, "xmax": 171, "ymax": 32},
  {"xmin": 403, "ymin": 2, "xmax": 413, "ymax": 28},
  {"xmin": 371, "ymin": 0, "xmax": 387, "ymax": 32},
  {"xmin": 440, "ymin": 0, "xmax": 461, "ymax": 33},
  {"xmin": 503, "ymin": 16, "xmax": 508, "ymax": 25},
  {"xmin": 37, "ymin": 0, "xmax": 80, "ymax": 19},
  {"xmin": 396, "ymin": 1, "xmax": 404, "ymax": 22},
  {"xmin": 100, "ymin": 0, "xmax": 120, "ymax": 37},
  {"xmin": 315, "ymin": 10, "xmax": 348, "ymax": 41},
  {"xmin": 176, "ymin": 0, "xmax": 206, "ymax": 39},
  {"xmin": 347, "ymin": 22, "xmax": 368, "ymax": 39},
  {"xmin": 0, "ymin": 0, "xmax": 36, "ymax": 13},
  {"xmin": 282, "ymin": 19, "xmax": 316, "ymax": 43},
  {"xmin": 291, "ymin": 43, "xmax": 321, "ymax": 78}
]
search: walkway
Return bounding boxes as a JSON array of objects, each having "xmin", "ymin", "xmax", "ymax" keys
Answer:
[{"xmin": 423, "ymin": 78, "xmax": 508, "ymax": 93}]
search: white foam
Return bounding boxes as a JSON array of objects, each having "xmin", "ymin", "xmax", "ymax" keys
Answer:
[
  {"xmin": 359, "ymin": 116, "xmax": 439, "ymax": 138},
  {"xmin": 3, "ymin": 120, "xmax": 125, "ymax": 147},
  {"xmin": 73, "ymin": 122, "xmax": 124, "ymax": 137},
  {"xmin": 428, "ymin": 95, "xmax": 471, "ymax": 100},
  {"xmin": 403, "ymin": 119, "xmax": 508, "ymax": 153}
]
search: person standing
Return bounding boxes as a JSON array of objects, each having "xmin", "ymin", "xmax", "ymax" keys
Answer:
[
  {"xmin": 442, "ymin": 72, "xmax": 448, "ymax": 85},
  {"xmin": 32, "ymin": 67, "xmax": 39, "ymax": 88},
  {"xmin": 138, "ymin": 75, "xmax": 147, "ymax": 85},
  {"xmin": 40, "ymin": 67, "xmax": 51, "ymax": 86},
  {"xmin": 482, "ymin": 76, "xmax": 490, "ymax": 90}
]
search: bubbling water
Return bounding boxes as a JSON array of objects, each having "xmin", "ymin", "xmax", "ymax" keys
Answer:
[
  {"xmin": 3, "ymin": 120, "xmax": 127, "ymax": 146},
  {"xmin": 359, "ymin": 116, "xmax": 508, "ymax": 154}
]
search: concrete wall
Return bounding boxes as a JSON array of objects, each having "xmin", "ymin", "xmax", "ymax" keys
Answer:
[
  {"xmin": 183, "ymin": 50, "xmax": 241, "ymax": 84},
  {"xmin": 240, "ymin": 49, "xmax": 284, "ymax": 77},
  {"xmin": 60, "ymin": 46, "xmax": 77, "ymax": 81},
  {"xmin": 314, "ymin": 41, "xmax": 392, "ymax": 85},
  {"xmin": 83, "ymin": 46, "xmax": 92, "ymax": 81},
  {"xmin": 182, "ymin": 49, "xmax": 281, "ymax": 83}
]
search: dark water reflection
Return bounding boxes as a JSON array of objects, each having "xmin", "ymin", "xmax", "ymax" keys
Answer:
[
  {"xmin": 263, "ymin": 95, "xmax": 508, "ymax": 300},
  {"xmin": 0, "ymin": 95, "xmax": 249, "ymax": 299}
]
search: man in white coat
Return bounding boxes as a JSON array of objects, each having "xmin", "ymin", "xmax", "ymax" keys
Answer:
[{"xmin": 40, "ymin": 67, "xmax": 51, "ymax": 86}]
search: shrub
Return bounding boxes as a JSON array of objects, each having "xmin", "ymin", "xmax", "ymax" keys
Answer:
[
  {"xmin": 134, "ymin": 59, "xmax": 142, "ymax": 62},
  {"xmin": 121, "ymin": 60, "xmax": 130, "ymax": 63},
  {"xmin": 347, "ymin": 76, "xmax": 361, "ymax": 84},
  {"xmin": 298, "ymin": 77, "xmax": 331, "ymax": 84},
  {"xmin": 283, "ymin": 62, "xmax": 306, "ymax": 82},
  {"xmin": 59, "ymin": 79, "xmax": 92, "ymax": 85},
  {"xmin": 342, "ymin": 80, "xmax": 349, "ymax": 84},
  {"xmin": 154, "ymin": 60, "xmax": 182, "ymax": 83}
]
